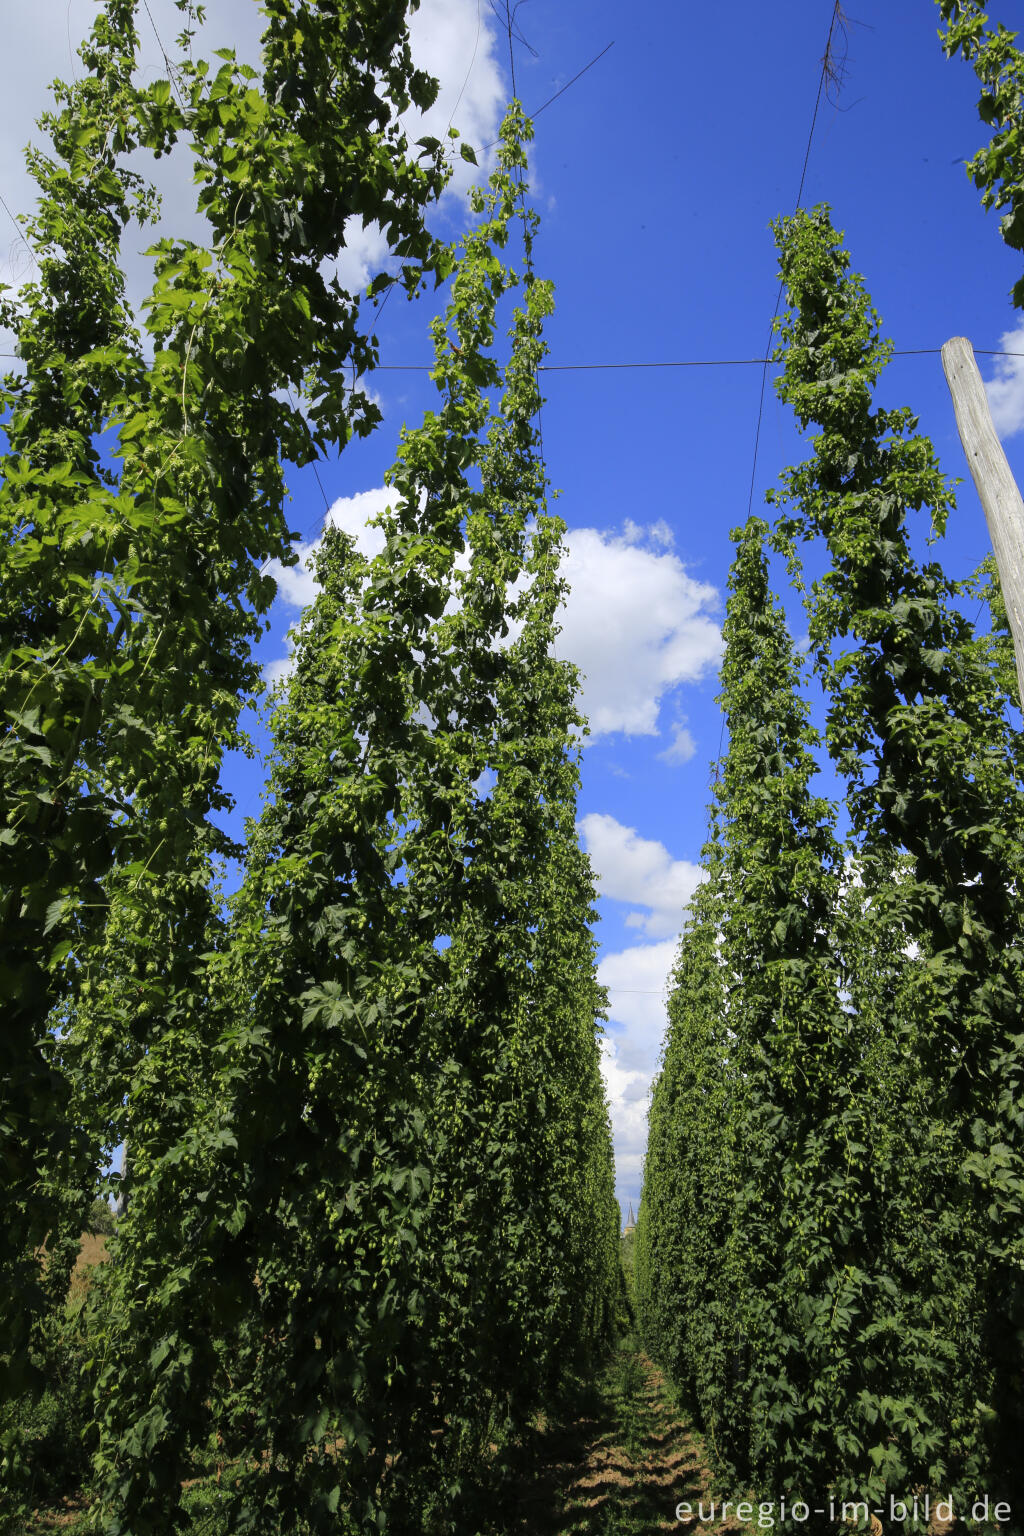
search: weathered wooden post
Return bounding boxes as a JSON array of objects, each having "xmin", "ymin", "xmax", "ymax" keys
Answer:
[{"xmin": 941, "ymin": 335, "xmax": 1024, "ymax": 704}]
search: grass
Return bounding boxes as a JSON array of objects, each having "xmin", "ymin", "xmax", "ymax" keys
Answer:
[{"xmin": 540, "ymin": 1338, "xmax": 738, "ymax": 1536}]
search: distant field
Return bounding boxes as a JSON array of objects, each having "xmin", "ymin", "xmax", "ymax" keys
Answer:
[{"xmin": 68, "ymin": 1232, "xmax": 109, "ymax": 1299}]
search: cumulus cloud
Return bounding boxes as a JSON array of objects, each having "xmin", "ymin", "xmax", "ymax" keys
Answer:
[
  {"xmin": 600, "ymin": 1039, "xmax": 651, "ymax": 1219},
  {"xmin": 579, "ymin": 813, "xmax": 702, "ymax": 939},
  {"xmin": 657, "ymin": 722, "xmax": 697, "ymax": 764},
  {"xmin": 559, "ymin": 523, "xmax": 721, "ymax": 738},
  {"xmin": 334, "ymin": 0, "xmax": 506, "ymax": 291},
  {"xmin": 984, "ymin": 321, "xmax": 1024, "ymax": 440},
  {"xmin": 407, "ymin": 0, "xmax": 505, "ymax": 188},
  {"xmin": 1, "ymin": 1, "xmax": 263, "ymax": 321},
  {"xmin": 271, "ymin": 488, "xmax": 393, "ymax": 614},
  {"xmin": 3, "ymin": 0, "xmax": 506, "ymax": 335},
  {"xmin": 600, "ymin": 937, "xmax": 677, "ymax": 1080},
  {"xmin": 264, "ymin": 504, "xmax": 723, "ymax": 737},
  {"xmin": 597, "ymin": 938, "xmax": 678, "ymax": 1216},
  {"xmin": 262, "ymin": 488, "xmax": 398, "ymax": 685},
  {"xmin": 263, "ymin": 649, "xmax": 299, "ymax": 692}
]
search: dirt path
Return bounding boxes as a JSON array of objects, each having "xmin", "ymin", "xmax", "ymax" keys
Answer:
[{"xmin": 496, "ymin": 1342, "xmax": 736, "ymax": 1536}]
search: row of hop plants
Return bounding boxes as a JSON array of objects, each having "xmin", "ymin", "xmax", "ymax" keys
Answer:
[
  {"xmin": 86, "ymin": 107, "xmax": 622, "ymax": 1536},
  {"xmin": 637, "ymin": 15, "xmax": 1024, "ymax": 1524},
  {"xmin": 637, "ymin": 192, "xmax": 1024, "ymax": 1531},
  {"xmin": 1, "ymin": 5, "xmax": 621, "ymax": 1530}
]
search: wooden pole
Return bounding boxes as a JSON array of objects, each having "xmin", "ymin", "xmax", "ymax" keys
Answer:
[{"xmin": 941, "ymin": 335, "xmax": 1024, "ymax": 705}]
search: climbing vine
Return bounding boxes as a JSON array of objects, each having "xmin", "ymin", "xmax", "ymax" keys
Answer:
[
  {"xmin": 638, "ymin": 207, "xmax": 1024, "ymax": 1523},
  {"xmin": 0, "ymin": 0, "xmax": 446, "ymax": 1448},
  {"xmin": 91, "ymin": 104, "xmax": 617, "ymax": 1535},
  {"xmin": 769, "ymin": 204, "xmax": 1024, "ymax": 1511},
  {"xmin": 938, "ymin": 0, "xmax": 1024, "ymax": 306}
]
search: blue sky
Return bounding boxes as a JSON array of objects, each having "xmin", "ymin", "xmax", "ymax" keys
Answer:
[{"xmin": 7, "ymin": 0, "xmax": 1024, "ymax": 1217}]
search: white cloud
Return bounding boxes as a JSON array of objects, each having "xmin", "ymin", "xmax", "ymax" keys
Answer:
[
  {"xmin": 560, "ymin": 523, "xmax": 721, "ymax": 738},
  {"xmin": 263, "ymin": 647, "xmax": 298, "ymax": 691},
  {"xmin": 657, "ymin": 722, "xmax": 697, "ymax": 764},
  {"xmin": 623, "ymin": 516, "xmax": 673, "ymax": 548},
  {"xmin": 984, "ymin": 321, "xmax": 1024, "ymax": 440},
  {"xmin": 598, "ymin": 937, "xmax": 678, "ymax": 1216},
  {"xmin": 600, "ymin": 1038, "xmax": 650, "ymax": 1218},
  {"xmin": 270, "ymin": 488, "xmax": 393, "ymax": 615},
  {"xmin": 329, "ymin": 0, "xmax": 508, "ymax": 293},
  {"xmin": 600, "ymin": 937, "xmax": 676, "ymax": 1077},
  {"xmin": 1, "ymin": 1, "xmax": 264, "ymax": 331},
  {"xmin": 2, "ymin": 0, "xmax": 506, "ymax": 339},
  {"xmin": 579, "ymin": 813, "xmax": 702, "ymax": 939},
  {"xmin": 333, "ymin": 224, "xmax": 395, "ymax": 300},
  {"xmin": 407, "ymin": 0, "xmax": 505, "ymax": 188},
  {"xmin": 264, "ymin": 504, "xmax": 723, "ymax": 737}
]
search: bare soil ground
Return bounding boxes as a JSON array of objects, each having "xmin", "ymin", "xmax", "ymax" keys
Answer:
[{"xmin": 493, "ymin": 1344, "xmax": 740, "ymax": 1536}]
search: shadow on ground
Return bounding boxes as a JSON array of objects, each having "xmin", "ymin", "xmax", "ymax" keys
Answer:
[{"xmin": 477, "ymin": 1341, "xmax": 735, "ymax": 1536}]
